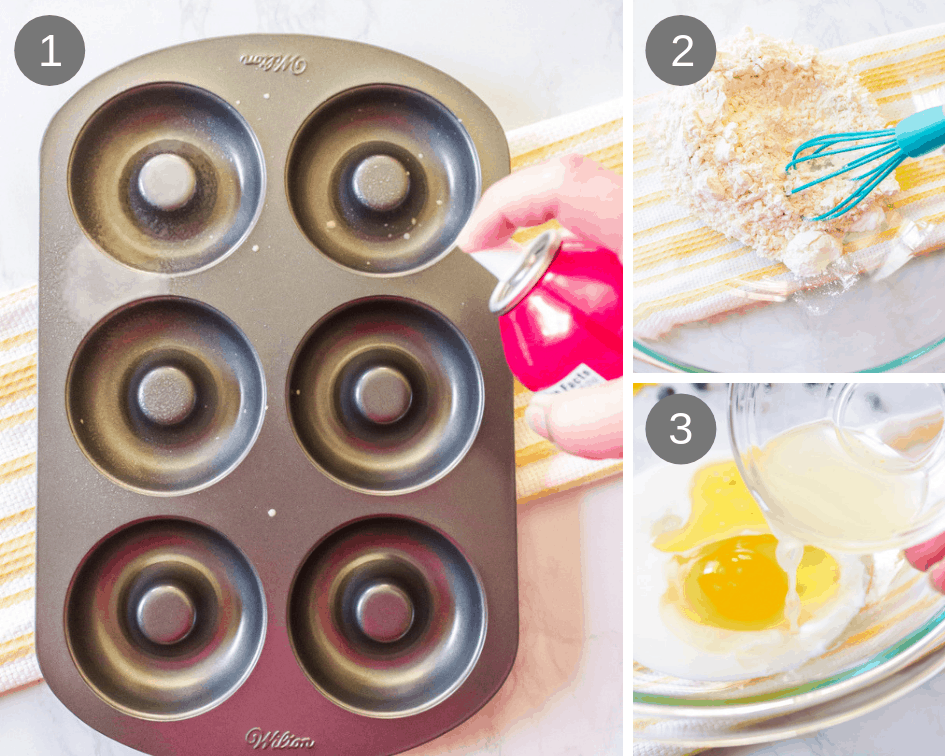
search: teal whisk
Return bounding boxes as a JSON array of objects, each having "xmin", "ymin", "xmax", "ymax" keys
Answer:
[{"xmin": 786, "ymin": 105, "xmax": 945, "ymax": 221}]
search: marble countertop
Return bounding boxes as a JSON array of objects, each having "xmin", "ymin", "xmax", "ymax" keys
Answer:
[
  {"xmin": 631, "ymin": 0, "xmax": 945, "ymax": 374},
  {"xmin": 0, "ymin": 0, "xmax": 623, "ymax": 754}
]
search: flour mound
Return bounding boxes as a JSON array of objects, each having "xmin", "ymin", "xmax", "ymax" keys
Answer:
[{"xmin": 650, "ymin": 28, "xmax": 900, "ymax": 277}]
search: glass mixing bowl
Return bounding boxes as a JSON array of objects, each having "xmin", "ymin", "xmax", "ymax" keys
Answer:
[
  {"xmin": 633, "ymin": 245, "xmax": 945, "ymax": 373},
  {"xmin": 633, "ymin": 383, "xmax": 945, "ymax": 748}
]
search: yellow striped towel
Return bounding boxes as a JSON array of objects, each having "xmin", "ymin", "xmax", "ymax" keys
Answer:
[
  {"xmin": 633, "ymin": 24, "xmax": 945, "ymax": 341},
  {"xmin": 0, "ymin": 100, "xmax": 623, "ymax": 696},
  {"xmin": 0, "ymin": 285, "xmax": 39, "ymax": 694}
]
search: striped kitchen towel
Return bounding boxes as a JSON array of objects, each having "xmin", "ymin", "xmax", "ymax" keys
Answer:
[
  {"xmin": 0, "ymin": 285, "xmax": 39, "ymax": 694},
  {"xmin": 0, "ymin": 99, "xmax": 623, "ymax": 695},
  {"xmin": 633, "ymin": 24, "xmax": 945, "ymax": 341}
]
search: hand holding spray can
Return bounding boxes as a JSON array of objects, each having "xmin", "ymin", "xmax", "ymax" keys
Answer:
[
  {"xmin": 459, "ymin": 154, "xmax": 623, "ymax": 459},
  {"xmin": 489, "ymin": 228, "xmax": 623, "ymax": 393}
]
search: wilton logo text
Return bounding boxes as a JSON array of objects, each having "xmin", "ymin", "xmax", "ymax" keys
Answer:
[
  {"xmin": 239, "ymin": 54, "xmax": 307, "ymax": 75},
  {"xmin": 245, "ymin": 728, "xmax": 316, "ymax": 750}
]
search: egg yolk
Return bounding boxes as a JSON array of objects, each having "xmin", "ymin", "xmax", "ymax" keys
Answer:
[
  {"xmin": 653, "ymin": 461, "xmax": 842, "ymax": 632},
  {"xmin": 686, "ymin": 535, "xmax": 787, "ymax": 630},
  {"xmin": 680, "ymin": 535, "xmax": 840, "ymax": 631}
]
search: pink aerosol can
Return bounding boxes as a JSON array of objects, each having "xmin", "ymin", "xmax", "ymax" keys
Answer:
[{"xmin": 488, "ymin": 229, "xmax": 623, "ymax": 393}]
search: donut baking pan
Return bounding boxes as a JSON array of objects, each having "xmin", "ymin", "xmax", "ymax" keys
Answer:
[{"xmin": 37, "ymin": 35, "xmax": 516, "ymax": 756}]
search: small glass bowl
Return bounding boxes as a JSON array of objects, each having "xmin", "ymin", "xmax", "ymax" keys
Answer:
[{"xmin": 730, "ymin": 383, "xmax": 945, "ymax": 553}]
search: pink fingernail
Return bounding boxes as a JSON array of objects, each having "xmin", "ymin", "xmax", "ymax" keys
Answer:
[
  {"xmin": 906, "ymin": 535, "xmax": 945, "ymax": 571},
  {"xmin": 525, "ymin": 404, "xmax": 549, "ymax": 439},
  {"xmin": 930, "ymin": 562, "xmax": 945, "ymax": 594}
]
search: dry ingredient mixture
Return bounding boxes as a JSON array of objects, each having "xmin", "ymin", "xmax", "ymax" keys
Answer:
[{"xmin": 650, "ymin": 28, "xmax": 900, "ymax": 277}]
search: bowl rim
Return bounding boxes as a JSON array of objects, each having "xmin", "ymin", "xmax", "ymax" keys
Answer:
[
  {"xmin": 632, "ymin": 330, "xmax": 945, "ymax": 373},
  {"xmin": 634, "ymin": 605, "xmax": 945, "ymax": 717},
  {"xmin": 634, "ymin": 621, "xmax": 945, "ymax": 747}
]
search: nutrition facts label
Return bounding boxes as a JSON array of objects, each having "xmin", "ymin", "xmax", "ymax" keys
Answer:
[{"xmin": 539, "ymin": 363, "xmax": 607, "ymax": 395}]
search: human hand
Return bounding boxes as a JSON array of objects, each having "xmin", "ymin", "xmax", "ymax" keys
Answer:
[
  {"xmin": 905, "ymin": 534, "xmax": 945, "ymax": 591},
  {"xmin": 455, "ymin": 154, "xmax": 623, "ymax": 460}
]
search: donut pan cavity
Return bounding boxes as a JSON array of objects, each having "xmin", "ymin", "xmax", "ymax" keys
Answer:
[{"xmin": 37, "ymin": 35, "xmax": 515, "ymax": 756}]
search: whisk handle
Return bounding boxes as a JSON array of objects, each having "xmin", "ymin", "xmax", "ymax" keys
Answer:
[{"xmin": 895, "ymin": 105, "xmax": 945, "ymax": 158}]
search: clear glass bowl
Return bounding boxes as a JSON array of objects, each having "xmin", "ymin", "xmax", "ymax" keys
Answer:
[
  {"xmin": 730, "ymin": 383, "xmax": 945, "ymax": 552},
  {"xmin": 633, "ymin": 245, "xmax": 945, "ymax": 372},
  {"xmin": 633, "ymin": 383, "xmax": 945, "ymax": 747}
]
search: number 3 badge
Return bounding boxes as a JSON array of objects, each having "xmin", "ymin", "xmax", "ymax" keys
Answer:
[{"xmin": 646, "ymin": 392, "xmax": 717, "ymax": 464}]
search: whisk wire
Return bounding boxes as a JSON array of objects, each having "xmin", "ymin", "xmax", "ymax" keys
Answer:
[
  {"xmin": 790, "ymin": 127, "xmax": 895, "ymax": 148},
  {"xmin": 789, "ymin": 142, "xmax": 900, "ymax": 196},
  {"xmin": 786, "ymin": 129, "xmax": 896, "ymax": 169},
  {"xmin": 848, "ymin": 145, "xmax": 902, "ymax": 181},
  {"xmin": 789, "ymin": 128, "xmax": 895, "ymax": 152},
  {"xmin": 812, "ymin": 152, "xmax": 906, "ymax": 221},
  {"xmin": 784, "ymin": 106, "xmax": 945, "ymax": 222},
  {"xmin": 785, "ymin": 138, "xmax": 897, "ymax": 169}
]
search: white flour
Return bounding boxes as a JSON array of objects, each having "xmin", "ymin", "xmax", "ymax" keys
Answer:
[{"xmin": 650, "ymin": 28, "xmax": 899, "ymax": 277}]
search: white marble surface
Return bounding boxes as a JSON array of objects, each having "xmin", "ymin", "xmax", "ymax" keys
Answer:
[
  {"xmin": 0, "ymin": 1, "xmax": 623, "ymax": 754},
  {"xmin": 708, "ymin": 666, "xmax": 945, "ymax": 756},
  {"xmin": 631, "ymin": 0, "xmax": 945, "ymax": 374}
]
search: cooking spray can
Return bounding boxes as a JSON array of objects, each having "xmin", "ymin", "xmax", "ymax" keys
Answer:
[{"xmin": 488, "ymin": 229, "xmax": 623, "ymax": 393}]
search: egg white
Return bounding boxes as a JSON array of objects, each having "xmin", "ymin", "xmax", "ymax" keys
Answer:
[{"xmin": 634, "ymin": 458, "xmax": 869, "ymax": 682}]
